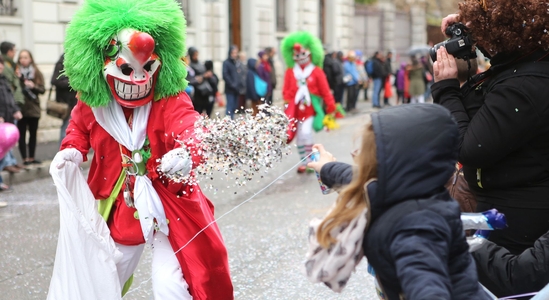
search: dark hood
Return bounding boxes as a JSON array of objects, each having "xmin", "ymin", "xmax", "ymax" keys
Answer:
[
  {"xmin": 367, "ymin": 104, "xmax": 458, "ymax": 215},
  {"xmin": 247, "ymin": 58, "xmax": 257, "ymax": 71},
  {"xmin": 228, "ymin": 45, "xmax": 238, "ymax": 59},
  {"xmin": 188, "ymin": 47, "xmax": 198, "ymax": 63}
]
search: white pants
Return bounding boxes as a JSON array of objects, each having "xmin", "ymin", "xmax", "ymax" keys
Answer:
[
  {"xmin": 410, "ymin": 95, "xmax": 425, "ymax": 104},
  {"xmin": 115, "ymin": 232, "xmax": 192, "ymax": 299},
  {"xmin": 296, "ymin": 117, "xmax": 314, "ymax": 147}
]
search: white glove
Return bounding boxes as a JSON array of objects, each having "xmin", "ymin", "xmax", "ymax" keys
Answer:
[
  {"xmin": 160, "ymin": 148, "xmax": 193, "ymax": 176},
  {"xmin": 51, "ymin": 148, "xmax": 83, "ymax": 169}
]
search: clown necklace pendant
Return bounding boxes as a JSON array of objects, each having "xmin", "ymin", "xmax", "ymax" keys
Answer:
[{"xmin": 123, "ymin": 175, "xmax": 135, "ymax": 208}]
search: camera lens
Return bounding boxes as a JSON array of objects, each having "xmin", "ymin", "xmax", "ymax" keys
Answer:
[{"xmin": 429, "ymin": 41, "xmax": 445, "ymax": 62}]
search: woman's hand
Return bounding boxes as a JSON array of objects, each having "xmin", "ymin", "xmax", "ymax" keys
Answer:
[
  {"xmin": 24, "ymin": 80, "xmax": 35, "ymax": 89},
  {"xmin": 433, "ymin": 47, "xmax": 458, "ymax": 83},
  {"xmin": 307, "ymin": 144, "xmax": 336, "ymax": 173},
  {"xmin": 441, "ymin": 14, "xmax": 459, "ymax": 36},
  {"xmin": 13, "ymin": 111, "xmax": 22, "ymax": 120}
]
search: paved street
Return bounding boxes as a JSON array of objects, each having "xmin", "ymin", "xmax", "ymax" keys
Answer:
[{"xmin": 0, "ymin": 101, "xmax": 380, "ymax": 300}]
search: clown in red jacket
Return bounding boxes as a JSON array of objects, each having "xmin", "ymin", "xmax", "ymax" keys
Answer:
[
  {"xmin": 53, "ymin": 0, "xmax": 233, "ymax": 299},
  {"xmin": 282, "ymin": 32, "xmax": 336, "ymax": 173}
]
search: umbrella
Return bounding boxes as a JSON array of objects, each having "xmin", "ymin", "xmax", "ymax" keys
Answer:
[{"xmin": 408, "ymin": 45, "xmax": 432, "ymax": 56}]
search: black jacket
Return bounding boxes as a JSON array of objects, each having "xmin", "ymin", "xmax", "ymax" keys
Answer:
[
  {"xmin": 222, "ymin": 46, "xmax": 243, "ymax": 95},
  {"xmin": 432, "ymin": 50, "xmax": 549, "ymax": 209},
  {"xmin": 0, "ymin": 74, "xmax": 19, "ymax": 124},
  {"xmin": 323, "ymin": 54, "xmax": 342, "ymax": 90},
  {"xmin": 370, "ymin": 57, "xmax": 386, "ymax": 79},
  {"xmin": 245, "ymin": 59, "xmax": 259, "ymax": 101},
  {"xmin": 51, "ymin": 54, "xmax": 77, "ymax": 119},
  {"xmin": 472, "ymin": 229, "xmax": 549, "ymax": 297},
  {"xmin": 320, "ymin": 104, "xmax": 491, "ymax": 300}
]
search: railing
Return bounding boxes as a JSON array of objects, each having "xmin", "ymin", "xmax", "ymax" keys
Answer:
[{"xmin": 0, "ymin": 0, "xmax": 17, "ymax": 17}]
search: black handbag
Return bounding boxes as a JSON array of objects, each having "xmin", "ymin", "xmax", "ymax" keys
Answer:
[{"xmin": 196, "ymin": 80, "xmax": 213, "ymax": 96}]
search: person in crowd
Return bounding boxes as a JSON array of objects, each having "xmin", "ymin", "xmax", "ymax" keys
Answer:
[
  {"xmin": 17, "ymin": 49, "xmax": 45, "ymax": 165},
  {"xmin": 0, "ymin": 42, "xmax": 23, "ymax": 108},
  {"xmin": 394, "ymin": 62, "xmax": 409, "ymax": 104},
  {"xmin": 433, "ymin": 1, "xmax": 549, "ymax": 296},
  {"xmin": 183, "ymin": 54, "xmax": 196, "ymax": 98},
  {"xmin": 237, "ymin": 51, "xmax": 248, "ymax": 111},
  {"xmin": 222, "ymin": 45, "xmax": 243, "ymax": 119},
  {"xmin": 187, "ymin": 47, "xmax": 214, "ymax": 116},
  {"xmin": 264, "ymin": 47, "xmax": 277, "ymax": 105},
  {"xmin": 323, "ymin": 51, "xmax": 338, "ymax": 93},
  {"xmin": 355, "ymin": 50, "xmax": 369, "ymax": 103},
  {"xmin": 407, "ymin": 56, "xmax": 426, "ymax": 103},
  {"xmin": 0, "ymin": 55, "xmax": 22, "ymax": 190},
  {"xmin": 421, "ymin": 56, "xmax": 434, "ymax": 101},
  {"xmin": 382, "ymin": 51, "xmax": 393, "ymax": 106},
  {"xmin": 343, "ymin": 50, "xmax": 361, "ymax": 113},
  {"xmin": 51, "ymin": 53, "xmax": 78, "ymax": 144},
  {"xmin": 203, "ymin": 60, "xmax": 219, "ymax": 118},
  {"xmin": 369, "ymin": 52, "xmax": 385, "ymax": 109},
  {"xmin": 306, "ymin": 104, "xmax": 491, "ymax": 300},
  {"xmin": 245, "ymin": 58, "xmax": 262, "ymax": 115},
  {"xmin": 257, "ymin": 50, "xmax": 273, "ymax": 100},
  {"xmin": 472, "ymin": 228, "xmax": 549, "ymax": 298},
  {"xmin": 334, "ymin": 51, "xmax": 346, "ymax": 104},
  {"xmin": 0, "ymin": 41, "xmax": 23, "ymax": 173}
]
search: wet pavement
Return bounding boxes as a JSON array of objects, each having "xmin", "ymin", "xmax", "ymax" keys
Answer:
[{"xmin": 0, "ymin": 102, "xmax": 380, "ymax": 300}]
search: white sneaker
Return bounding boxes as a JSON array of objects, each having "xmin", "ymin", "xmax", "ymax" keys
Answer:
[{"xmin": 0, "ymin": 201, "xmax": 7, "ymax": 208}]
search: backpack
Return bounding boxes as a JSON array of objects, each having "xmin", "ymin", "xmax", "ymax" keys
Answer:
[{"xmin": 366, "ymin": 60, "xmax": 374, "ymax": 76}]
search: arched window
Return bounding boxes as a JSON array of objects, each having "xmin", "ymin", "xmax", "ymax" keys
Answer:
[
  {"xmin": 177, "ymin": 0, "xmax": 192, "ymax": 26},
  {"xmin": 276, "ymin": 0, "xmax": 287, "ymax": 32}
]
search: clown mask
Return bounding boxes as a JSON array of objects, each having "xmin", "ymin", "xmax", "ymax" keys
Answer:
[
  {"xmin": 293, "ymin": 44, "xmax": 311, "ymax": 68},
  {"xmin": 103, "ymin": 28, "xmax": 161, "ymax": 108}
]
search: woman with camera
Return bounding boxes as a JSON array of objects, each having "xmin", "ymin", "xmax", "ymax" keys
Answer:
[
  {"xmin": 17, "ymin": 50, "xmax": 44, "ymax": 165},
  {"xmin": 432, "ymin": 1, "xmax": 549, "ymax": 296}
]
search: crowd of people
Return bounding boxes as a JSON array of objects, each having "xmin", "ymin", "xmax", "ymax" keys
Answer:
[
  {"xmin": 184, "ymin": 44, "xmax": 278, "ymax": 119},
  {"xmin": 0, "ymin": 41, "xmax": 77, "ymax": 198}
]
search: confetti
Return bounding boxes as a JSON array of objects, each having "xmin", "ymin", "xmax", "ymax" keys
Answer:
[{"xmin": 160, "ymin": 105, "xmax": 293, "ymax": 192}]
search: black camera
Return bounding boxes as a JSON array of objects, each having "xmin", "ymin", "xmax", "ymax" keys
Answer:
[{"xmin": 430, "ymin": 23, "xmax": 476, "ymax": 62}]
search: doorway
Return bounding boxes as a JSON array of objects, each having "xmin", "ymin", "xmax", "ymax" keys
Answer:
[
  {"xmin": 319, "ymin": 0, "xmax": 326, "ymax": 43},
  {"xmin": 228, "ymin": 0, "xmax": 242, "ymax": 49}
]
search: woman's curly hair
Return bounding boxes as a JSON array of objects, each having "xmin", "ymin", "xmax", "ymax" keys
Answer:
[{"xmin": 458, "ymin": 0, "xmax": 549, "ymax": 55}]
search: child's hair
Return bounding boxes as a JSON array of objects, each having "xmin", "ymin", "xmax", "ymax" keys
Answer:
[{"xmin": 317, "ymin": 121, "xmax": 377, "ymax": 248}]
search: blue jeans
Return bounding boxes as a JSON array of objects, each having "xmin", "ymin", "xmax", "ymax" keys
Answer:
[
  {"xmin": 225, "ymin": 93, "xmax": 238, "ymax": 120},
  {"xmin": 372, "ymin": 78, "xmax": 383, "ymax": 107}
]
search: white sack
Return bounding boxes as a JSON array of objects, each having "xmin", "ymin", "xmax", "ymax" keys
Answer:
[{"xmin": 47, "ymin": 161, "xmax": 122, "ymax": 300}]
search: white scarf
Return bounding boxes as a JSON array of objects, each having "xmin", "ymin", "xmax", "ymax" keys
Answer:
[
  {"xmin": 92, "ymin": 101, "xmax": 168, "ymax": 243},
  {"xmin": 293, "ymin": 63, "xmax": 315, "ymax": 105}
]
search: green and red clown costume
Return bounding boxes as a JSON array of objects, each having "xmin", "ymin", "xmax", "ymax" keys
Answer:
[
  {"xmin": 281, "ymin": 32, "xmax": 336, "ymax": 173},
  {"xmin": 60, "ymin": 0, "xmax": 233, "ymax": 298}
]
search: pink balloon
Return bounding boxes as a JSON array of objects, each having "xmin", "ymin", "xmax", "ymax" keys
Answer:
[{"xmin": 0, "ymin": 123, "xmax": 19, "ymax": 159}]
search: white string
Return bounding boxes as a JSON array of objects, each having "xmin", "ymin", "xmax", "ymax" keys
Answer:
[{"xmin": 124, "ymin": 153, "xmax": 313, "ymax": 296}]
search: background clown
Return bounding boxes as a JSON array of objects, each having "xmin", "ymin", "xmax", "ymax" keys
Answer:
[
  {"xmin": 282, "ymin": 32, "xmax": 336, "ymax": 173},
  {"xmin": 53, "ymin": 0, "xmax": 233, "ymax": 298}
]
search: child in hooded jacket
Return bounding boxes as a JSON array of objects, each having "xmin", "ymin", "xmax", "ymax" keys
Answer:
[{"xmin": 307, "ymin": 104, "xmax": 492, "ymax": 300}]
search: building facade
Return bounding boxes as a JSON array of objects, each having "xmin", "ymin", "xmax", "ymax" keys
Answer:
[{"xmin": 0, "ymin": 0, "xmax": 429, "ymax": 143}]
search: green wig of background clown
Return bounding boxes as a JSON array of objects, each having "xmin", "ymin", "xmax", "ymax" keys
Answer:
[
  {"xmin": 63, "ymin": 0, "xmax": 187, "ymax": 107},
  {"xmin": 281, "ymin": 31, "xmax": 324, "ymax": 68}
]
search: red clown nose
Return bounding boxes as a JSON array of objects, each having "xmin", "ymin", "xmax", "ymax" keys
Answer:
[
  {"xmin": 128, "ymin": 31, "xmax": 155, "ymax": 65},
  {"xmin": 293, "ymin": 44, "xmax": 302, "ymax": 52}
]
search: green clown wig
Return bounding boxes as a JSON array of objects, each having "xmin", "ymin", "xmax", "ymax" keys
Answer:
[
  {"xmin": 280, "ymin": 31, "xmax": 324, "ymax": 69},
  {"xmin": 64, "ymin": 0, "xmax": 187, "ymax": 107}
]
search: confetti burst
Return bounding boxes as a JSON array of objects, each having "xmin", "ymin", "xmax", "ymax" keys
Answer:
[{"xmin": 161, "ymin": 105, "xmax": 293, "ymax": 193}]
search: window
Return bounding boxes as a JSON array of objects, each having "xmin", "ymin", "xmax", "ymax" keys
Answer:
[
  {"xmin": 0, "ymin": 0, "xmax": 17, "ymax": 16},
  {"xmin": 276, "ymin": 0, "xmax": 286, "ymax": 32},
  {"xmin": 177, "ymin": 0, "xmax": 192, "ymax": 26}
]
